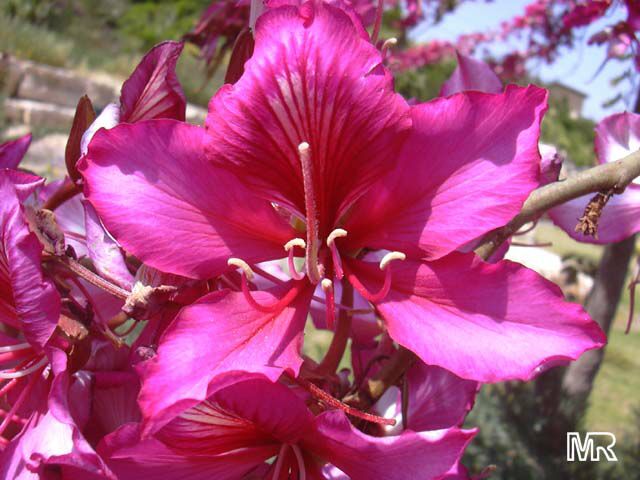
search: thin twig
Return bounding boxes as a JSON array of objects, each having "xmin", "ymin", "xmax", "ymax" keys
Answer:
[{"xmin": 475, "ymin": 149, "xmax": 640, "ymax": 260}]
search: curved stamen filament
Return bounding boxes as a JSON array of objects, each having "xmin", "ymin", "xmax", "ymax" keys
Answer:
[
  {"xmin": 228, "ymin": 258, "xmax": 303, "ymax": 314},
  {"xmin": 272, "ymin": 443, "xmax": 289, "ymax": 480},
  {"xmin": 0, "ymin": 355, "xmax": 48, "ymax": 379},
  {"xmin": 284, "ymin": 238, "xmax": 306, "ymax": 281},
  {"xmin": 0, "ymin": 343, "xmax": 31, "ymax": 354},
  {"xmin": 381, "ymin": 37, "xmax": 397, "ymax": 58},
  {"xmin": 291, "ymin": 444, "xmax": 307, "ymax": 480},
  {"xmin": 347, "ymin": 251, "xmax": 406, "ymax": 304},
  {"xmin": 321, "ymin": 279, "xmax": 336, "ymax": 331},
  {"xmin": 0, "ymin": 379, "xmax": 18, "ymax": 397},
  {"xmin": 327, "ymin": 229, "xmax": 347, "ymax": 280},
  {"xmin": 0, "ymin": 367, "xmax": 40, "ymax": 439},
  {"xmin": 298, "ymin": 142, "xmax": 322, "ymax": 284}
]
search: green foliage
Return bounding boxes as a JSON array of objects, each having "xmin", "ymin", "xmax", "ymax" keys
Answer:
[
  {"xmin": 118, "ymin": 0, "xmax": 208, "ymax": 51},
  {"xmin": 542, "ymin": 99, "xmax": 596, "ymax": 168},
  {"xmin": 394, "ymin": 61, "xmax": 457, "ymax": 102}
]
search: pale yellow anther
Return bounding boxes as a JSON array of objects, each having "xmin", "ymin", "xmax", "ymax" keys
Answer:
[
  {"xmin": 284, "ymin": 238, "xmax": 306, "ymax": 251},
  {"xmin": 327, "ymin": 228, "xmax": 348, "ymax": 247},
  {"xmin": 379, "ymin": 251, "xmax": 406, "ymax": 270},
  {"xmin": 227, "ymin": 258, "xmax": 255, "ymax": 281},
  {"xmin": 298, "ymin": 142, "xmax": 310, "ymax": 156},
  {"xmin": 321, "ymin": 278, "xmax": 333, "ymax": 291},
  {"xmin": 382, "ymin": 37, "xmax": 398, "ymax": 50}
]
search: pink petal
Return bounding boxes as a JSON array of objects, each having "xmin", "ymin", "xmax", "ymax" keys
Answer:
[
  {"xmin": 0, "ymin": 134, "xmax": 31, "ymax": 169},
  {"xmin": 205, "ymin": 3, "xmax": 410, "ymax": 227},
  {"xmin": 120, "ymin": 41, "xmax": 187, "ymax": 123},
  {"xmin": 346, "ymin": 254, "xmax": 605, "ymax": 382},
  {"xmin": 539, "ymin": 143, "xmax": 562, "ymax": 185},
  {"xmin": 344, "ymin": 85, "xmax": 547, "ymax": 260},
  {"xmin": 595, "ymin": 111, "xmax": 640, "ymax": 165},
  {"xmin": 156, "ymin": 378, "xmax": 314, "ymax": 453},
  {"xmin": 101, "ymin": 423, "xmax": 273, "ymax": 480},
  {"xmin": 404, "ymin": 364, "xmax": 478, "ymax": 431},
  {"xmin": 80, "ymin": 104, "xmax": 120, "ymax": 156},
  {"xmin": 440, "ymin": 53, "xmax": 502, "ymax": 96},
  {"xmin": 82, "ymin": 200, "xmax": 134, "ymax": 290},
  {"xmin": 304, "ymin": 410, "xmax": 476, "ymax": 480},
  {"xmin": 49, "ymin": 186, "xmax": 87, "ymax": 258},
  {"xmin": 0, "ymin": 173, "xmax": 59, "ymax": 349},
  {"xmin": 137, "ymin": 283, "xmax": 312, "ymax": 433},
  {"xmin": 79, "ymin": 120, "xmax": 295, "ymax": 279},
  {"xmin": 4, "ymin": 170, "xmax": 44, "ymax": 203}
]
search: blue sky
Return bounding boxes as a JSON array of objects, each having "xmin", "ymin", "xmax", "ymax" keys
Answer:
[{"xmin": 409, "ymin": 0, "xmax": 635, "ymax": 120}]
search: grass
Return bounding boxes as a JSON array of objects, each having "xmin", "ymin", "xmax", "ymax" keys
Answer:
[
  {"xmin": 531, "ymin": 221, "xmax": 640, "ymax": 438},
  {"xmin": 584, "ymin": 329, "xmax": 640, "ymax": 438}
]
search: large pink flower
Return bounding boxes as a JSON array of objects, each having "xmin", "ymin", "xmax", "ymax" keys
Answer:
[
  {"xmin": 81, "ymin": 2, "xmax": 604, "ymax": 430},
  {"xmin": 549, "ymin": 111, "xmax": 640, "ymax": 243},
  {"xmin": 100, "ymin": 377, "xmax": 475, "ymax": 480}
]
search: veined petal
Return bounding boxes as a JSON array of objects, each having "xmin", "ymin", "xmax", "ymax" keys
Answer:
[
  {"xmin": 345, "ymin": 254, "xmax": 605, "ymax": 382},
  {"xmin": 79, "ymin": 120, "xmax": 295, "ymax": 279},
  {"xmin": 205, "ymin": 2, "xmax": 410, "ymax": 228},
  {"xmin": 344, "ymin": 85, "xmax": 547, "ymax": 260},
  {"xmin": 0, "ymin": 134, "xmax": 31, "ymax": 169},
  {"xmin": 304, "ymin": 410, "xmax": 475, "ymax": 480},
  {"xmin": 157, "ymin": 379, "xmax": 314, "ymax": 454},
  {"xmin": 0, "ymin": 173, "xmax": 59, "ymax": 349},
  {"xmin": 137, "ymin": 283, "xmax": 313, "ymax": 434},
  {"xmin": 101, "ymin": 424, "xmax": 273, "ymax": 480},
  {"xmin": 440, "ymin": 53, "xmax": 502, "ymax": 96},
  {"xmin": 120, "ymin": 41, "xmax": 187, "ymax": 123}
]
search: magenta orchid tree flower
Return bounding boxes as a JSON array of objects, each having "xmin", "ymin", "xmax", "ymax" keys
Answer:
[
  {"xmin": 0, "ymin": 172, "xmax": 115, "ymax": 478},
  {"xmin": 0, "ymin": 173, "xmax": 60, "ymax": 445},
  {"xmin": 549, "ymin": 111, "xmax": 640, "ymax": 243},
  {"xmin": 79, "ymin": 0, "xmax": 605, "ymax": 437},
  {"xmin": 98, "ymin": 377, "xmax": 475, "ymax": 480}
]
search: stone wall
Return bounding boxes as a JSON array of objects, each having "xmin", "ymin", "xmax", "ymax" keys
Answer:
[{"xmin": 0, "ymin": 53, "xmax": 207, "ymax": 131}]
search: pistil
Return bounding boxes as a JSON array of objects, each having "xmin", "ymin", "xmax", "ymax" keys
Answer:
[{"xmin": 298, "ymin": 143, "xmax": 322, "ymax": 284}]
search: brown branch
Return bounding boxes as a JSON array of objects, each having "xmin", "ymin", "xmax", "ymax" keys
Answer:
[{"xmin": 475, "ymin": 148, "xmax": 640, "ymax": 260}]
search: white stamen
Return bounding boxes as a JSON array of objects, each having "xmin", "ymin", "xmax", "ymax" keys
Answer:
[
  {"xmin": 227, "ymin": 258, "xmax": 255, "ymax": 281},
  {"xmin": 321, "ymin": 278, "xmax": 333, "ymax": 291},
  {"xmin": 284, "ymin": 238, "xmax": 306, "ymax": 251},
  {"xmin": 0, "ymin": 356, "xmax": 48, "ymax": 379},
  {"xmin": 0, "ymin": 343, "xmax": 31, "ymax": 354},
  {"xmin": 379, "ymin": 251, "xmax": 406, "ymax": 270},
  {"xmin": 298, "ymin": 142, "xmax": 310, "ymax": 156},
  {"xmin": 382, "ymin": 37, "xmax": 398, "ymax": 52},
  {"xmin": 327, "ymin": 228, "xmax": 348, "ymax": 247}
]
